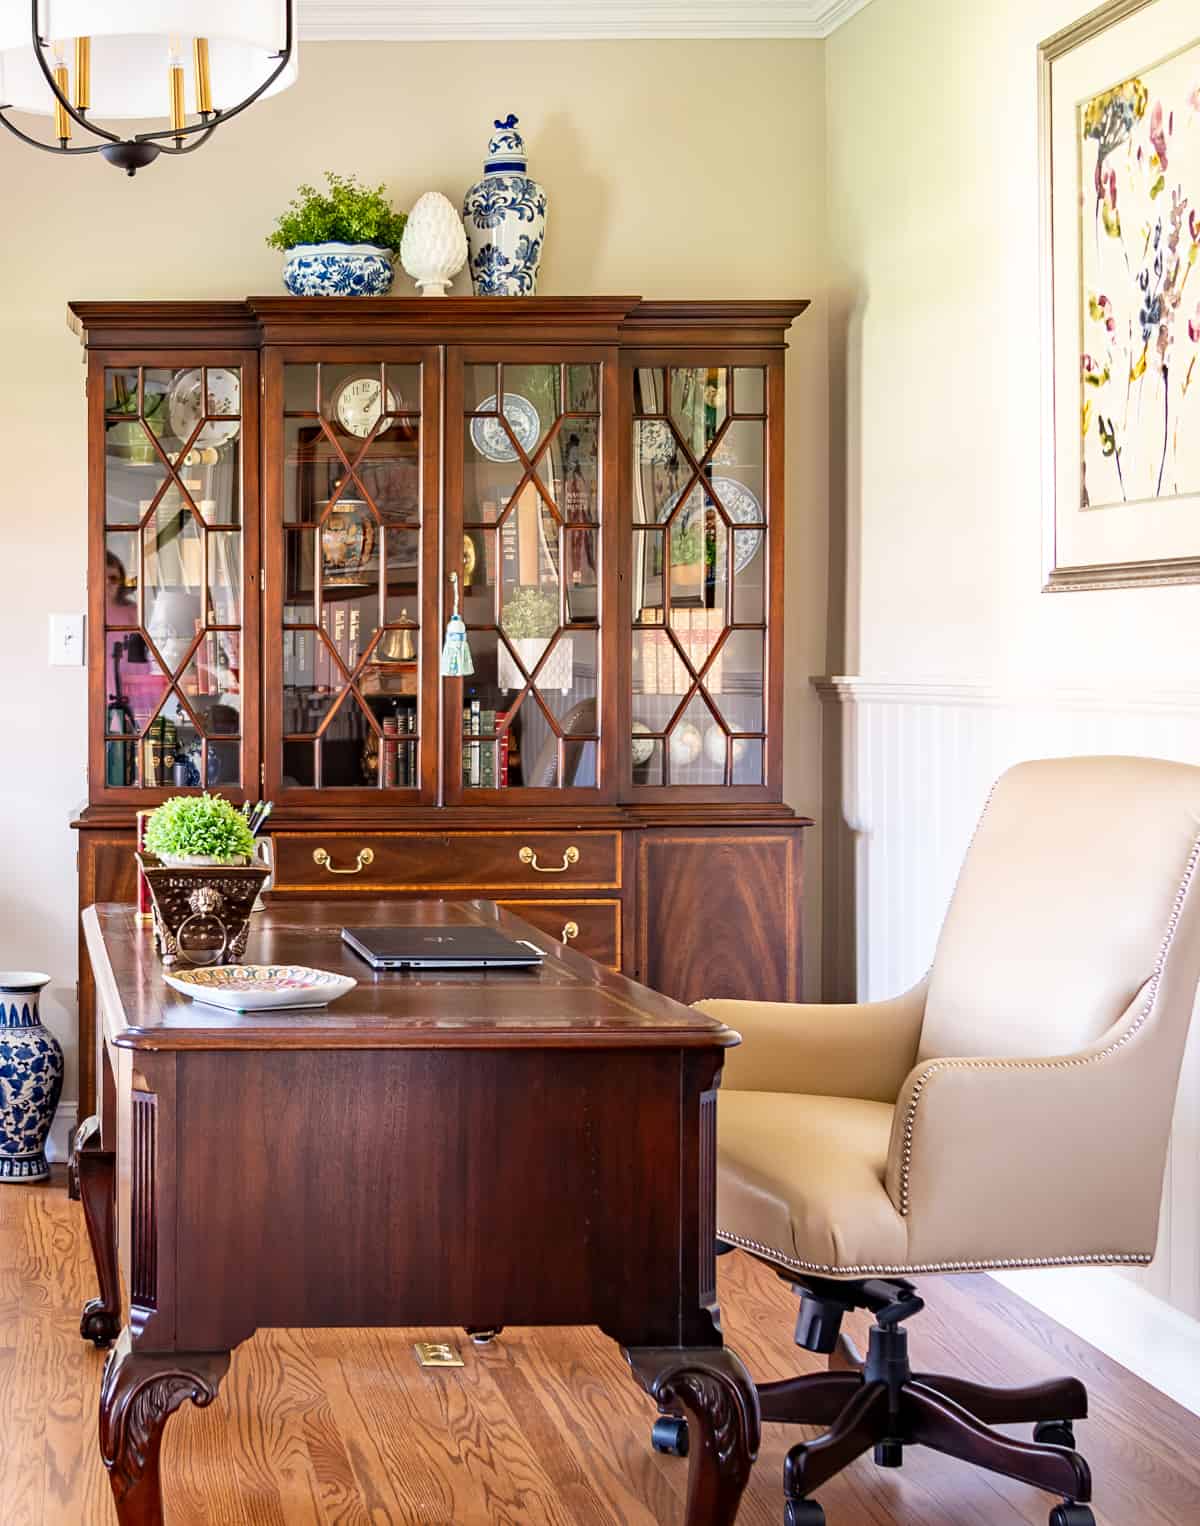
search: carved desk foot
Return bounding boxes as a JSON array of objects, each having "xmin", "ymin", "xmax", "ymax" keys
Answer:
[
  {"xmin": 100, "ymin": 1330, "xmax": 230, "ymax": 1526},
  {"xmin": 625, "ymin": 1345, "xmax": 760, "ymax": 1526},
  {"xmin": 73, "ymin": 1114, "xmax": 122, "ymax": 1347}
]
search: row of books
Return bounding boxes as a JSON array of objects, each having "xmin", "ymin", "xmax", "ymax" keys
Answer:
[
  {"xmin": 381, "ymin": 706, "xmax": 418, "ymax": 788},
  {"xmin": 462, "ymin": 699, "xmax": 510, "ymax": 789}
]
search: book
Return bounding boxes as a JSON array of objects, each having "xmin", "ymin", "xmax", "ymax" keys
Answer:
[{"xmin": 381, "ymin": 713, "xmax": 399, "ymax": 788}]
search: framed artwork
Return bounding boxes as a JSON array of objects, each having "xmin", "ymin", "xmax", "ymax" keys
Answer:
[{"xmin": 1042, "ymin": 0, "xmax": 1200, "ymax": 589}]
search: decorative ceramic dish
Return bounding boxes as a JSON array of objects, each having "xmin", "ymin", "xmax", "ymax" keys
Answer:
[
  {"xmin": 168, "ymin": 366, "xmax": 241, "ymax": 451},
  {"xmin": 470, "ymin": 392, "xmax": 541, "ymax": 462},
  {"xmin": 164, "ymin": 964, "xmax": 356, "ymax": 1013},
  {"xmin": 662, "ymin": 476, "xmax": 764, "ymax": 575}
]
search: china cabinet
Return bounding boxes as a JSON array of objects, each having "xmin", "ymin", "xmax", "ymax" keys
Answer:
[{"xmin": 70, "ymin": 296, "xmax": 811, "ymax": 1109}]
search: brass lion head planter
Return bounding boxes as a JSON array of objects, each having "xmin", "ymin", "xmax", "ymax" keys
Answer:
[{"xmin": 137, "ymin": 855, "xmax": 269, "ymax": 966}]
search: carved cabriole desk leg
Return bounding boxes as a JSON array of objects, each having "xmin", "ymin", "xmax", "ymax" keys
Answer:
[
  {"xmin": 100, "ymin": 1329, "xmax": 229, "ymax": 1526},
  {"xmin": 625, "ymin": 1346, "xmax": 760, "ymax": 1526},
  {"xmin": 73, "ymin": 1114, "xmax": 122, "ymax": 1347}
]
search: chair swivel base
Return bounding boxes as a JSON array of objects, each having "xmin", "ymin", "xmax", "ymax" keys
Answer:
[{"xmin": 653, "ymin": 1274, "xmax": 1094, "ymax": 1526}]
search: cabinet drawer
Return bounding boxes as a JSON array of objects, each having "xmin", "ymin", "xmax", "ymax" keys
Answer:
[
  {"xmin": 498, "ymin": 899, "xmax": 621, "ymax": 969},
  {"xmin": 271, "ymin": 831, "xmax": 621, "ymax": 893}
]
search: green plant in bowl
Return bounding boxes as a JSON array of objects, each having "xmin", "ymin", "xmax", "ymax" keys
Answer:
[
  {"xmin": 266, "ymin": 172, "xmax": 408, "ymax": 253},
  {"xmin": 145, "ymin": 794, "xmax": 256, "ymax": 866},
  {"xmin": 500, "ymin": 586, "xmax": 558, "ymax": 640}
]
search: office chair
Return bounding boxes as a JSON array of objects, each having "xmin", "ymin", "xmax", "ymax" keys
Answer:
[{"xmin": 684, "ymin": 756, "xmax": 1200, "ymax": 1525}]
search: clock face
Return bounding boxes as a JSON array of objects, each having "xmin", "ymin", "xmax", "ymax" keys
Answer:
[{"xmin": 334, "ymin": 376, "xmax": 399, "ymax": 439}]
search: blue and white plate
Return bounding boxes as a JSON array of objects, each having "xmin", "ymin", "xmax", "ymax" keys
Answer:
[
  {"xmin": 164, "ymin": 964, "xmax": 356, "ymax": 1013},
  {"xmin": 470, "ymin": 393, "xmax": 541, "ymax": 463},
  {"xmin": 661, "ymin": 475, "xmax": 764, "ymax": 576}
]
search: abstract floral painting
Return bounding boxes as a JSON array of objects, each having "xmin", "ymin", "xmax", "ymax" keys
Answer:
[{"xmin": 1079, "ymin": 46, "xmax": 1200, "ymax": 510}]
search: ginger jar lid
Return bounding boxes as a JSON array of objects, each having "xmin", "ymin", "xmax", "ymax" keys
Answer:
[{"xmin": 484, "ymin": 113, "xmax": 528, "ymax": 175}]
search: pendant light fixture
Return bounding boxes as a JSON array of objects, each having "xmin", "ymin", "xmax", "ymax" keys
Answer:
[{"xmin": 0, "ymin": 2, "xmax": 297, "ymax": 174}]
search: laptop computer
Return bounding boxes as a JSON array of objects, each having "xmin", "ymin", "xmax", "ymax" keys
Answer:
[{"xmin": 340, "ymin": 924, "xmax": 546, "ymax": 971}]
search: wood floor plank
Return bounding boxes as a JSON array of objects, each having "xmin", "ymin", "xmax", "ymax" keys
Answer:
[{"xmin": 5, "ymin": 1178, "xmax": 1200, "ymax": 1526}]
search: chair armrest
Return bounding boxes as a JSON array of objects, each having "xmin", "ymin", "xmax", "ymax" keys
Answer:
[
  {"xmin": 693, "ymin": 978, "xmax": 928, "ymax": 1102},
  {"xmin": 885, "ymin": 977, "xmax": 1167, "ymax": 1267}
]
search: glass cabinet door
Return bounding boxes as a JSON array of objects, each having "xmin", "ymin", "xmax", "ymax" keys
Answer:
[
  {"xmin": 629, "ymin": 363, "xmax": 770, "ymax": 790},
  {"xmin": 100, "ymin": 359, "xmax": 253, "ymax": 794},
  {"xmin": 268, "ymin": 356, "xmax": 433, "ymax": 796},
  {"xmin": 452, "ymin": 357, "xmax": 605, "ymax": 794}
]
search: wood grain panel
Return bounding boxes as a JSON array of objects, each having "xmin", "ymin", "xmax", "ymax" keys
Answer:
[
  {"xmin": 637, "ymin": 831, "xmax": 801, "ymax": 1004},
  {"xmin": 271, "ymin": 830, "xmax": 621, "ymax": 893},
  {"xmin": 7, "ymin": 1175, "xmax": 1200, "ymax": 1526},
  {"xmin": 77, "ymin": 832, "xmax": 139, "ymax": 1115}
]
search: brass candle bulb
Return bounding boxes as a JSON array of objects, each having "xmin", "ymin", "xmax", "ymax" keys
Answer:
[
  {"xmin": 52, "ymin": 46, "xmax": 70, "ymax": 143},
  {"xmin": 73, "ymin": 38, "xmax": 91, "ymax": 112},
  {"xmin": 168, "ymin": 40, "xmax": 186, "ymax": 138},
  {"xmin": 193, "ymin": 38, "xmax": 213, "ymax": 116}
]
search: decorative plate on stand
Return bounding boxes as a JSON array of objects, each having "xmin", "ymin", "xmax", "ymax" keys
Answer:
[
  {"xmin": 661, "ymin": 476, "xmax": 764, "ymax": 575},
  {"xmin": 168, "ymin": 367, "xmax": 241, "ymax": 450},
  {"xmin": 164, "ymin": 964, "xmax": 357, "ymax": 1013},
  {"xmin": 470, "ymin": 393, "xmax": 541, "ymax": 462}
]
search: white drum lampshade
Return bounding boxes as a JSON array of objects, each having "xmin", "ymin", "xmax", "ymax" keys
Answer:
[{"xmin": 0, "ymin": 1, "xmax": 297, "ymax": 171}]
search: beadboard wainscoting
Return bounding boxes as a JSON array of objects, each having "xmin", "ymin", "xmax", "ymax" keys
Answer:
[{"xmin": 815, "ymin": 676, "xmax": 1200, "ymax": 1410}]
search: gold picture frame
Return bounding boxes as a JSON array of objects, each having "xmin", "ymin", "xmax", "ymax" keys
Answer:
[{"xmin": 1041, "ymin": 0, "xmax": 1200, "ymax": 590}]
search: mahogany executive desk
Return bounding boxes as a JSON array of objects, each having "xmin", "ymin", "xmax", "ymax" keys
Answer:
[{"xmin": 77, "ymin": 898, "xmax": 760, "ymax": 1526}]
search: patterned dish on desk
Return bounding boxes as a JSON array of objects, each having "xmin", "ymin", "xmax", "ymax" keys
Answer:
[{"xmin": 164, "ymin": 965, "xmax": 356, "ymax": 1013}]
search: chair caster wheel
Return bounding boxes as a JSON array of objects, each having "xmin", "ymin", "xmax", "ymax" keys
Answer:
[
  {"xmin": 650, "ymin": 1416, "xmax": 689, "ymax": 1457},
  {"xmin": 465, "ymin": 1326, "xmax": 503, "ymax": 1346},
  {"xmin": 1034, "ymin": 1420, "xmax": 1076, "ymax": 1449},
  {"xmin": 1049, "ymin": 1505, "xmax": 1094, "ymax": 1526},
  {"xmin": 784, "ymin": 1501, "xmax": 826, "ymax": 1526},
  {"xmin": 874, "ymin": 1438, "xmax": 903, "ymax": 1467}
]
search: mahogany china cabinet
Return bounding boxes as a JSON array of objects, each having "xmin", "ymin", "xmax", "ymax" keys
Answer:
[{"xmin": 70, "ymin": 296, "xmax": 811, "ymax": 1108}]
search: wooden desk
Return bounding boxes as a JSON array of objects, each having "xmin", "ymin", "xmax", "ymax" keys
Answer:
[{"xmin": 77, "ymin": 898, "xmax": 760, "ymax": 1526}]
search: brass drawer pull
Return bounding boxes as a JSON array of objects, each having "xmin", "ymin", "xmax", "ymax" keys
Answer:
[
  {"xmin": 518, "ymin": 845, "xmax": 579, "ymax": 874},
  {"xmin": 561, "ymin": 921, "xmax": 580, "ymax": 945},
  {"xmin": 312, "ymin": 847, "xmax": 375, "ymax": 875}
]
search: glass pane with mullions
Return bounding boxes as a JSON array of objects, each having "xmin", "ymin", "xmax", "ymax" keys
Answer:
[
  {"xmin": 535, "ymin": 630, "xmax": 599, "ymax": 729},
  {"xmin": 500, "ymin": 364, "xmax": 562, "ymax": 428},
  {"xmin": 143, "ymin": 504, "xmax": 204, "ymax": 675},
  {"xmin": 283, "ymin": 364, "xmax": 318, "ymax": 414},
  {"xmin": 105, "ymin": 531, "xmax": 138, "ymax": 611},
  {"xmin": 632, "ymin": 367, "xmax": 667, "ymax": 417},
  {"xmin": 283, "ymin": 530, "xmax": 317, "ymax": 623},
  {"xmin": 566, "ymin": 364, "xmax": 600, "ymax": 414},
  {"xmin": 321, "ymin": 589, "xmax": 380, "ymax": 678},
  {"xmin": 561, "ymin": 528, "xmax": 599, "ymax": 620},
  {"xmin": 669, "ymin": 367, "xmax": 728, "ymax": 457},
  {"xmin": 205, "ymin": 739, "xmax": 241, "ymax": 789},
  {"xmin": 667, "ymin": 490, "xmax": 728, "ymax": 621},
  {"xmin": 180, "ymin": 633, "xmax": 242, "ymax": 734},
  {"xmin": 710, "ymin": 630, "xmax": 764, "ymax": 733},
  {"xmin": 382, "ymin": 526, "xmax": 421, "ymax": 623},
  {"xmin": 207, "ymin": 531, "xmax": 241, "ymax": 625},
  {"xmin": 282, "ymin": 739, "xmax": 316, "ymax": 788},
  {"xmin": 282, "ymin": 629, "xmax": 345, "ymax": 734},
  {"xmin": 355, "ymin": 432, "xmax": 421, "ymax": 524},
  {"xmin": 667, "ymin": 692, "xmax": 724, "ymax": 786},
  {"xmin": 709, "ymin": 420, "xmax": 765, "ymax": 488},
  {"xmin": 632, "ymin": 427, "xmax": 691, "ymax": 525},
  {"xmin": 385, "ymin": 365, "xmax": 422, "ymax": 413},
  {"xmin": 733, "ymin": 531, "xmax": 768, "ymax": 624},
  {"xmin": 318, "ymin": 693, "xmax": 380, "ymax": 788},
  {"xmin": 466, "ymin": 363, "xmax": 501, "ymax": 411},
  {"xmin": 733, "ymin": 368, "xmax": 766, "ymax": 415},
  {"xmin": 105, "ymin": 630, "xmax": 169, "ymax": 734},
  {"xmin": 543, "ymin": 416, "xmax": 600, "ymax": 524},
  {"xmin": 732, "ymin": 738, "xmax": 764, "ymax": 786},
  {"xmin": 463, "ymin": 420, "xmax": 531, "ymax": 525},
  {"xmin": 105, "ymin": 434, "xmax": 169, "ymax": 524},
  {"xmin": 180, "ymin": 435, "xmax": 241, "ymax": 528}
]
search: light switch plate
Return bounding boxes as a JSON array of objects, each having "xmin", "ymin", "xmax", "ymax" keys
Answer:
[{"xmin": 49, "ymin": 612, "xmax": 85, "ymax": 666}]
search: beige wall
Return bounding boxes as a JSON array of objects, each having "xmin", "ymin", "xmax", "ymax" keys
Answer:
[
  {"xmin": 0, "ymin": 39, "xmax": 829, "ymax": 1106},
  {"xmin": 825, "ymin": 0, "xmax": 1200, "ymax": 682}
]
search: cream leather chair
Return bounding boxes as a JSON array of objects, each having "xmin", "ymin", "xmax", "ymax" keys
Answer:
[{"xmin": 694, "ymin": 757, "xmax": 1200, "ymax": 1526}]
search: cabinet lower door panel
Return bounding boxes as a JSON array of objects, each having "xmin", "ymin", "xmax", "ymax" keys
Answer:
[{"xmin": 636, "ymin": 831, "xmax": 801, "ymax": 1005}]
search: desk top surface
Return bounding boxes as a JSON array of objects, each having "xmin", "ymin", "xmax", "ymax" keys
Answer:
[{"xmin": 84, "ymin": 899, "xmax": 740, "ymax": 1053}]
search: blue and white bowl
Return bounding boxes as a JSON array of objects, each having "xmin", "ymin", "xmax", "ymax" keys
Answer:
[{"xmin": 282, "ymin": 242, "xmax": 396, "ymax": 297}]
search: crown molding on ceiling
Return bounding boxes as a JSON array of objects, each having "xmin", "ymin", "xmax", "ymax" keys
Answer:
[{"xmin": 297, "ymin": 2, "xmax": 878, "ymax": 43}]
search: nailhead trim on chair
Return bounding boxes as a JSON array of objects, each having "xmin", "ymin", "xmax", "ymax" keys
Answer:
[
  {"xmin": 713, "ymin": 1227, "xmax": 1152, "ymax": 1278},
  {"xmin": 897, "ymin": 830, "xmax": 1200, "ymax": 1216}
]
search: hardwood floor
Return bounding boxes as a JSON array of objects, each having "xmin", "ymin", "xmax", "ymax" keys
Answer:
[{"xmin": 3, "ymin": 1176, "xmax": 1199, "ymax": 1524}]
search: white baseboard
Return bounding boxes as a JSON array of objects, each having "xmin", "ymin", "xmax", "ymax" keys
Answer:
[
  {"xmin": 994, "ymin": 1268, "xmax": 1200, "ymax": 1418},
  {"xmin": 45, "ymin": 1100, "xmax": 78, "ymax": 1165}
]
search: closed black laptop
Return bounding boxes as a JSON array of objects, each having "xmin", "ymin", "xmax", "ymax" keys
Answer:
[{"xmin": 341, "ymin": 924, "xmax": 546, "ymax": 970}]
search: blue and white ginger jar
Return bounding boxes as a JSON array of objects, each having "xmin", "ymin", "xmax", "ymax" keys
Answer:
[
  {"xmin": 282, "ymin": 242, "xmax": 396, "ymax": 297},
  {"xmin": 0, "ymin": 972, "xmax": 64, "ymax": 1183},
  {"xmin": 463, "ymin": 114, "xmax": 547, "ymax": 296}
]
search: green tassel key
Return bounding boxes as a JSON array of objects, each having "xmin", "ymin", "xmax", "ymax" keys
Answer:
[{"xmin": 440, "ymin": 571, "xmax": 474, "ymax": 677}]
